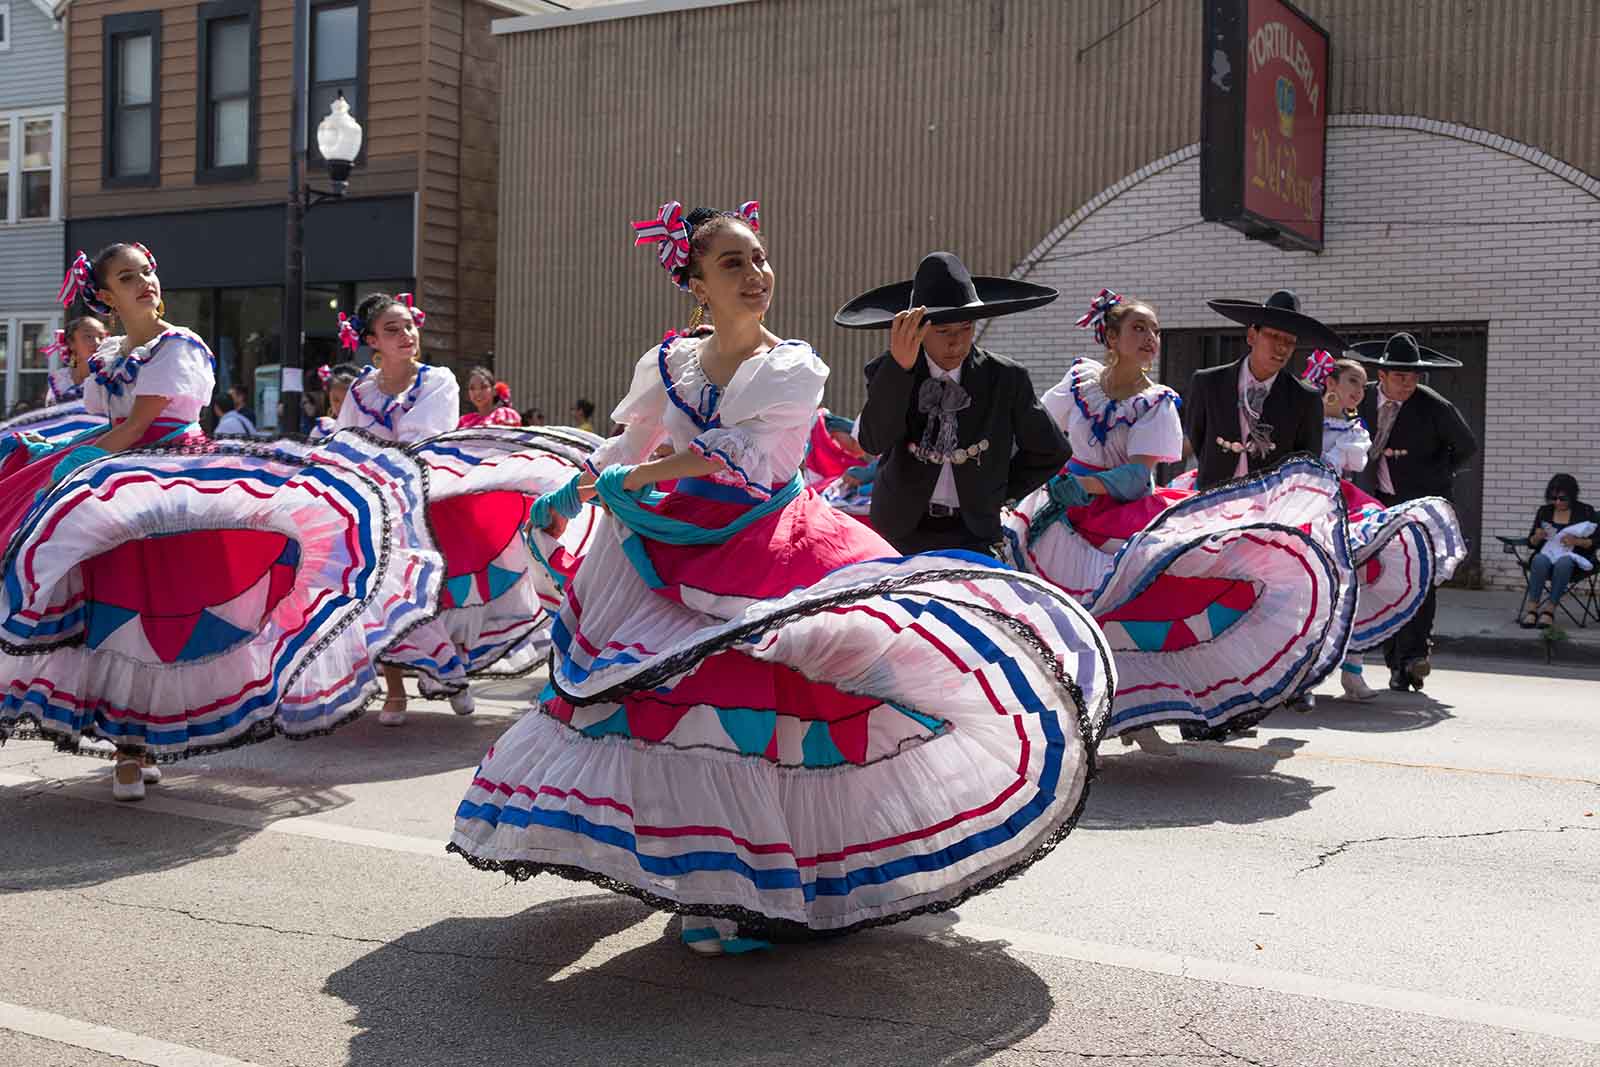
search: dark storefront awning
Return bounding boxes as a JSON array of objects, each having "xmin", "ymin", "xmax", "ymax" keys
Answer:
[{"xmin": 64, "ymin": 194, "xmax": 416, "ymax": 289}]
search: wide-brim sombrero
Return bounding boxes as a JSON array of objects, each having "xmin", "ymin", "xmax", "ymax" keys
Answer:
[
  {"xmin": 835, "ymin": 251, "xmax": 1058, "ymax": 330},
  {"xmin": 1207, "ymin": 289, "xmax": 1347, "ymax": 352}
]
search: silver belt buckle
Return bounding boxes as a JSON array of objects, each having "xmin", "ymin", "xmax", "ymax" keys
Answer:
[{"xmin": 928, "ymin": 503, "xmax": 959, "ymax": 519}]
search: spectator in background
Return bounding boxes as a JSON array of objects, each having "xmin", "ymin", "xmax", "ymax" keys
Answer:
[
  {"xmin": 213, "ymin": 391, "xmax": 256, "ymax": 437},
  {"xmin": 520, "ymin": 407, "xmax": 547, "ymax": 427},
  {"xmin": 1521, "ymin": 473, "xmax": 1596, "ymax": 629},
  {"xmin": 460, "ymin": 367, "xmax": 522, "ymax": 428},
  {"xmin": 571, "ymin": 397, "xmax": 596, "ymax": 432},
  {"xmin": 228, "ymin": 384, "xmax": 255, "ymax": 427}
]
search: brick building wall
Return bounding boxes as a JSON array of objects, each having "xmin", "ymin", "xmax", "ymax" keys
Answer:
[{"xmin": 981, "ymin": 116, "xmax": 1600, "ymax": 590}]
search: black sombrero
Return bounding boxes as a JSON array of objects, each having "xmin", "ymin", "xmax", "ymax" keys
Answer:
[
  {"xmin": 1207, "ymin": 289, "xmax": 1347, "ymax": 352},
  {"xmin": 1349, "ymin": 332, "xmax": 1462, "ymax": 370},
  {"xmin": 834, "ymin": 252, "xmax": 1058, "ymax": 330}
]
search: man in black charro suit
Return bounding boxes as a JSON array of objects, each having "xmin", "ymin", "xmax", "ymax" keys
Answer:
[
  {"xmin": 838, "ymin": 252, "xmax": 1068, "ymax": 556},
  {"xmin": 1352, "ymin": 332, "xmax": 1477, "ymax": 693},
  {"xmin": 1185, "ymin": 289, "xmax": 1347, "ymax": 492}
]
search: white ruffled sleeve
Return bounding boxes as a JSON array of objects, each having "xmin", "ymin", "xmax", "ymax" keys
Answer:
[
  {"xmin": 688, "ymin": 341, "xmax": 827, "ymax": 497},
  {"xmin": 1039, "ymin": 359, "xmax": 1096, "ymax": 433},
  {"xmin": 585, "ymin": 346, "xmax": 669, "ymax": 474},
  {"xmin": 137, "ymin": 332, "xmax": 217, "ymax": 423},
  {"xmin": 1125, "ymin": 390, "xmax": 1184, "ymax": 462},
  {"xmin": 1326, "ymin": 421, "xmax": 1372, "ymax": 474}
]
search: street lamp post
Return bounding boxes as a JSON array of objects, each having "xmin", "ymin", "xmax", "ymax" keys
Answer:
[{"xmin": 282, "ymin": 0, "xmax": 364, "ymax": 432}]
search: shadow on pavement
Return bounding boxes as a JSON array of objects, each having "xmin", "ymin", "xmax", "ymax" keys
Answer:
[
  {"xmin": 1270, "ymin": 692, "xmax": 1455, "ymax": 733},
  {"xmin": 1083, "ymin": 738, "xmax": 1333, "ymax": 830},
  {"xmin": 0, "ymin": 708, "xmax": 517, "ymax": 891},
  {"xmin": 325, "ymin": 894, "xmax": 1054, "ymax": 1067},
  {"xmin": 0, "ymin": 778, "xmax": 266, "ymax": 891}
]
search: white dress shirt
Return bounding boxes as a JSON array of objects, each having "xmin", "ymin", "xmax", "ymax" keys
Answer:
[
  {"xmin": 926, "ymin": 355, "xmax": 963, "ymax": 509},
  {"xmin": 1236, "ymin": 361, "xmax": 1278, "ymax": 478}
]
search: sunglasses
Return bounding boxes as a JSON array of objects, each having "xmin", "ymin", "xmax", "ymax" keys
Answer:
[{"xmin": 1548, "ymin": 495, "xmax": 1571, "ymax": 503}]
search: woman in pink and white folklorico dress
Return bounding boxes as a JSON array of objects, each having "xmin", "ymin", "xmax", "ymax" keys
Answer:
[
  {"xmin": 450, "ymin": 200, "xmax": 1114, "ymax": 956},
  {"xmin": 459, "ymin": 367, "xmax": 523, "ymax": 429},
  {"xmin": 331, "ymin": 292, "xmax": 466, "ymax": 722},
  {"xmin": 1004, "ymin": 290, "xmax": 1357, "ymax": 744},
  {"xmin": 1, "ymin": 245, "xmax": 439, "ymax": 800}
]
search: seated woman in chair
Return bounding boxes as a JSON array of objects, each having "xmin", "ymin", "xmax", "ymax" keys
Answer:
[{"xmin": 1521, "ymin": 473, "xmax": 1596, "ymax": 628}]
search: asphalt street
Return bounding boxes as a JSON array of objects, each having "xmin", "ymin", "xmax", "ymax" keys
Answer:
[{"xmin": 1, "ymin": 654, "xmax": 1596, "ymax": 1067}]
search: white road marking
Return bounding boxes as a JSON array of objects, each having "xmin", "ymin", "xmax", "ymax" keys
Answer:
[
  {"xmin": 915, "ymin": 920, "xmax": 1600, "ymax": 1046},
  {"xmin": 4, "ymin": 767, "xmax": 1598, "ymax": 1046},
  {"xmin": 0, "ymin": 1000, "xmax": 265, "ymax": 1067}
]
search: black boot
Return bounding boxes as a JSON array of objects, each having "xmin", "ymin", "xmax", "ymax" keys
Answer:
[{"xmin": 1388, "ymin": 668, "xmax": 1410, "ymax": 692}]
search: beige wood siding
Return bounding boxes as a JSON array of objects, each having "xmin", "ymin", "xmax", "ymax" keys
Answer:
[
  {"xmin": 493, "ymin": 0, "xmax": 1600, "ymax": 422},
  {"xmin": 65, "ymin": 0, "xmax": 424, "ymax": 219}
]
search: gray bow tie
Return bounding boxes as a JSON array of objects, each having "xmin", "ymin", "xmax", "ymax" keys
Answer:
[{"xmin": 918, "ymin": 377, "xmax": 971, "ymax": 456}]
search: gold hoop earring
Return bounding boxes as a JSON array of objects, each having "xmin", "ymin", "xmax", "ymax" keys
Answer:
[
  {"xmin": 687, "ymin": 304, "xmax": 706, "ymax": 331},
  {"xmin": 158, "ymin": 299, "xmax": 167, "ymax": 319}
]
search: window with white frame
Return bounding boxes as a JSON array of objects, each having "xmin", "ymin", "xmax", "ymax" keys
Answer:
[
  {"xmin": 1, "ymin": 112, "xmax": 62, "ymax": 223},
  {"xmin": 1, "ymin": 314, "xmax": 62, "ymax": 410}
]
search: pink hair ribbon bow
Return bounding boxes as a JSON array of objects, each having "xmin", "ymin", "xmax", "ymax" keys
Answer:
[
  {"xmin": 1075, "ymin": 287, "xmax": 1123, "ymax": 347},
  {"xmin": 338, "ymin": 313, "xmax": 362, "ymax": 353},
  {"xmin": 317, "ymin": 364, "xmax": 333, "ymax": 386},
  {"xmin": 41, "ymin": 330, "xmax": 70, "ymax": 361},
  {"xmin": 736, "ymin": 200, "xmax": 761, "ymax": 231},
  {"xmin": 1301, "ymin": 349, "xmax": 1336, "ymax": 389},
  {"xmin": 633, "ymin": 200, "xmax": 693, "ymax": 279},
  {"xmin": 58, "ymin": 252, "xmax": 95, "ymax": 309},
  {"xmin": 396, "ymin": 292, "xmax": 426, "ymax": 326}
]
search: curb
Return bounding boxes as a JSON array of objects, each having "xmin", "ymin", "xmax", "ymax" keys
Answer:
[{"xmin": 1432, "ymin": 632, "xmax": 1600, "ymax": 667}]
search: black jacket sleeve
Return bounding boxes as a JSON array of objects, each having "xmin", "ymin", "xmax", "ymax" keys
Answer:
[
  {"xmin": 1006, "ymin": 366, "xmax": 1070, "ymax": 501},
  {"xmin": 1436, "ymin": 397, "xmax": 1478, "ymax": 474},
  {"xmin": 858, "ymin": 352, "xmax": 915, "ymax": 457},
  {"xmin": 1300, "ymin": 387, "xmax": 1324, "ymax": 458}
]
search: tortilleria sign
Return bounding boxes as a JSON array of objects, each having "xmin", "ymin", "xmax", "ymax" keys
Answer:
[{"xmin": 1200, "ymin": 0, "xmax": 1330, "ymax": 251}]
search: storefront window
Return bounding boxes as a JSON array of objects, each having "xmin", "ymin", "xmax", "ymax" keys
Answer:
[{"xmin": 218, "ymin": 286, "xmax": 282, "ymax": 430}]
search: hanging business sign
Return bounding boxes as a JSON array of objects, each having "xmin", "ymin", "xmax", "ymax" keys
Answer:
[{"xmin": 1200, "ymin": 0, "xmax": 1330, "ymax": 251}]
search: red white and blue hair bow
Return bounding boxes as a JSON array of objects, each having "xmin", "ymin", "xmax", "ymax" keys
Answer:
[
  {"xmin": 131, "ymin": 242, "xmax": 159, "ymax": 272},
  {"xmin": 1075, "ymin": 288, "xmax": 1123, "ymax": 347},
  {"xmin": 633, "ymin": 201, "xmax": 694, "ymax": 285},
  {"xmin": 338, "ymin": 313, "xmax": 363, "ymax": 353},
  {"xmin": 396, "ymin": 292, "xmax": 426, "ymax": 326},
  {"xmin": 633, "ymin": 200, "xmax": 762, "ymax": 289},
  {"xmin": 57, "ymin": 252, "xmax": 97, "ymax": 309},
  {"xmin": 317, "ymin": 364, "xmax": 333, "ymax": 386},
  {"xmin": 41, "ymin": 329, "xmax": 71, "ymax": 361},
  {"xmin": 1300, "ymin": 349, "xmax": 1336, "ymax": 389}
]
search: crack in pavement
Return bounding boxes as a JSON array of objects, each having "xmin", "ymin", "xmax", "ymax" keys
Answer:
[
  {"xmin": 1177, "ymin": 1009, "xmax": 1277, "ymax": 1066},
  {"xmin": 1296, "ymin": 824, "xmax": 1597, "ymax": 874}
]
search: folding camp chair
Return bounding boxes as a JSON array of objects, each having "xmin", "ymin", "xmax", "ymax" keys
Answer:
[{"xmin": 1497, "ymin": 535, "xmax": 1599, "ymax": 628}]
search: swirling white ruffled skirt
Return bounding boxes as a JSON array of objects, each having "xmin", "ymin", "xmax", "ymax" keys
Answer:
[{"xmin": 450, "ymin": 488, "xmax": 1115, "ymax": 935}]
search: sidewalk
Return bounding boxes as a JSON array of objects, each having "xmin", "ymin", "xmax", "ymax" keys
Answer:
[{"xmin": 1431, "ymin": 587, "xmax": 1600, "ymax": 666}]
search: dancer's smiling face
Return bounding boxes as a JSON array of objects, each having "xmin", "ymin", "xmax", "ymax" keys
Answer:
[
  {"xmin": 686, "ymin": 221, "xmax": 773, "ymax": 325},
  {"xmin": 1106, "ymin": 305, "xmax": 1160, "ymax": 370},
  {"xmin": 1245, "ymin": 325, "xmax": 1297, "ymax": 379},
  {"xmin": 364, "ymin": 305, "xmax": 420, "ymax": 366}
]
